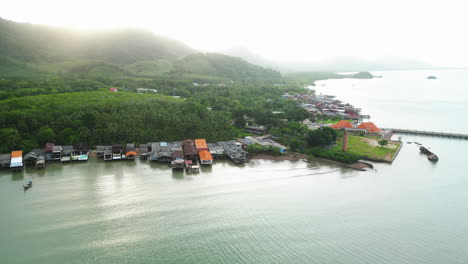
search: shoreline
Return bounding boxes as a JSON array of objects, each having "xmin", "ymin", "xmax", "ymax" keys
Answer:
[
  {"xmin": 249, "ymin": 152, "xmax": 307, "ymax": 161},
  {"xmin": 249, "ymin": 152, "xmax": 373, "ymax": 171}
]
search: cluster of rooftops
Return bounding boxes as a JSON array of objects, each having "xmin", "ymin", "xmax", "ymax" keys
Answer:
[
  {"xmin": 283, "ymin": 93, "xmax": 370, "ymax": 121},
  {"xmin": 0, "ymin": 136, "xmax": 287, "ymax": 172},
  {"xmin": 330, "ymin": 120, "xmax": 381, "ymax": 133}
]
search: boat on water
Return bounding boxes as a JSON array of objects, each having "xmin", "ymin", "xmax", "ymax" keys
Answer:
[
  {"xmin": 420, "ymin": 146, "xmax": 439, "ymax": 161},
  {"xmin": 71, "ymin": 143, "xmax": 90, "ymax": 161},
  {"xmin": 419, "ymin": 146, "xmax": 431, "ymax": 154},
  {"xmin": 428, "ymin": 153, "xmax": 439, "ymax": 161},
  {"xmin": 23, "ymin": 180, "xmax": 32, "ymax": 189}
]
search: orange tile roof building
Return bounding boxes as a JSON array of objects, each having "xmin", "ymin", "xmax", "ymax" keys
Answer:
[
  {"xmin": 331, "ymin": 120, "xmax": 354, "ymax": 129},
  {"xmin": 357, "ymin": 122, "xmax": 381, "ymax": 133}
]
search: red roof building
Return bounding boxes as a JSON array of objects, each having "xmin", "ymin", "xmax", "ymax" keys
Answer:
[
  {"xmin": 331, "ymin": 120, "xmax": 353, "ymax": 130},
  {"xmin": 357, "ymin": 122, "xmax": 381, "ymax": 133}
]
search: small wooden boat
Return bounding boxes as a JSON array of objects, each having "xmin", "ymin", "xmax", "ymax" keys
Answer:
[{"xmin": 23, "ymin": 180, "xmax": 32, "ymax": 189}]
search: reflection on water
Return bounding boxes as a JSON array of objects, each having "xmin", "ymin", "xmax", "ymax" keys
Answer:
[{"xmin": 1, "ymin": 137, "xmax": 468, "ymax": 264}]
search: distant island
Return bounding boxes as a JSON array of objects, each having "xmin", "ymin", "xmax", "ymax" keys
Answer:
[
  {"xmin": 427, "ymin": 75, "xmax": 437, "ymax": 79},
  {"xmin": 338, "ymin": 71, "xmax": 377, "ymax": 79},
  {"xmin": 285, "ymin": 71, "xmax": 380, "ymax": 86}
]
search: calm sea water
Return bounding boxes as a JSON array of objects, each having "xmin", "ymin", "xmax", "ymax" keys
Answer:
[
  {"xmin": 1, "ymin": 70, "xmax": 468, "ymax": 264},
  {"xmin": 314, "ymin": 70, "xmax": 468, "ymax": 133}
]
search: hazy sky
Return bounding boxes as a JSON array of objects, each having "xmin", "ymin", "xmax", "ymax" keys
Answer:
[{"xmin": 3, "ymin": 0, "xmax": 468, "ymax": 67}]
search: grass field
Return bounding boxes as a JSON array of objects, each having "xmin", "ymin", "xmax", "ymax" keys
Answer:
[{"xmin": 331, "ymin": 135, "xmax": 401, "ymax": 161}]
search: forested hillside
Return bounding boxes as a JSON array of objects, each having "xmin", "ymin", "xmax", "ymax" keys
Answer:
[
  {"xmin": 0, "ymin": 18, "xmax": 284, "ymax": 83},
  {"xmin": 171, "ymin": 53, "xmax": 283, "ymax": 83},
  {"xmin": 0, "ymin": 18, "xmax": 194, "ymax": 65}
]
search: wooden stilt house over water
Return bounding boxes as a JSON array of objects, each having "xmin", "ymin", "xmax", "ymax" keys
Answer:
[
  {"xmin": 45, "ymin": 143, "xmax": 55, "ymax": 162},
  {"xmin": 184, "ymin": 159, "xmax": 199, "ymax": 173},
  {"xmin": 138, "ymin": 144, "xmax": 150, "ymax": 160},
  {"xmin": 24, "ymin": 149, "xmax": 40, "ymax": 165},
  {"xmin": 182, "ymin": 139, "xmax": 199, "ymax": 172},
  {"xmin": 208, "ymin": 143, "xmax": 225, "ymax": 159},
  {"xmin": 103, "ymin": 146, "xmax": 112, "ymax": 161},
  {"xmin": 158, "ymin": 142, "xmax": 173, "ymax": 162},
  {"xmin": 171, "ymin": 150, "xmax": 185, "ymax": 170},
  {"xmin": 112, "ymin": 144, "xmax": 123, "ymax": 160},
  {"xmin": 149, "ymin": 142, "xmax": 161, "ymax": 161},
  {"xmin": 45, "ymin": 143, "xmax": 54, "ymax": 152},
  {"xmin": 125, "ymin": 143, "xmax": 137, "ymax": 160},
  {"xmin": 195, "ymin": 139, "xmax": 208, "ymax": 151},
  {"xmin": 198, "ymin": 150, "xmax": 213, "ymax": 165},
  {"xmin": 10, "ymin": 151, "xmax": 23, "ymax": 171},
  {"xmin": 36, "ymin": 151, "xmax": 46, "ymax": 169},
  {"xmin": 52, "ymin": 145, "xmax": 62, "ymax": 161},
  {"xmin": 61, "ymin": 146, "xmax": 73, "ymax": 162},
  {"xmin": 96, "ymin": 146, "xmax": 106, "ymax": 157},
  {"xmin": 171, "ymin": 142, "xmax": 182, "ymax": 151},
  {"xmin": 219, "ymin": 141, "xmax": 248, "ymax": 164},
  {"xmin": 195, "ymin": 139, "xmax": 212, "ymax": 165},
  {"xmin": 182, "ymin": 140, "xmax": 198, "ymax": 161},
  {"xmin": 72, "ymin": 143, "xmax": 89, "ymax": 161},
  {"xmin": 0, "ymin": 154, "xmax": 11, "ymax": 168}
]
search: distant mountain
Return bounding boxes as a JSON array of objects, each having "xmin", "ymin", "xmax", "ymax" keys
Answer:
[
  {"xmin": 0, "ymin": 17, "xmax": 194, "ymax": 67},
  {"xmin": 223, "ymin": 47, "xmax": 277, "ymax": 70},
  {"xmin": 0, "ymin": 18, "xmax": 283, "ymax": 83},
  {"xmin": 223, "ymin": 47, "xmax": 438, "ymax": 72},
  {"xmin": 171, "ymin": 53, "xmax": 283, "ymax": 83}
]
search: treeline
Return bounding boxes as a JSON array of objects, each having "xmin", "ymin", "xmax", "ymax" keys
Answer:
[
  {"xmin": 305, "ymin": 148, "xmax": 360, "ymax": 164},
  {"xmin": 0, "ymin": 77, "xmax": 104, "ymax": 99},
  {"xmin": 171, "ymin": 53, "xmax": 283, "ymax": 83},
  {"xmin": 246, "ymin": 144, "xmax": 282, "ymax": 155},
  {"xmin": 186, "ymin": 85, "xmax": 310, "ymax": 127},
  {"xmin": 271, "ymin": 123, "xmax": 359, "ymax": 164},
  {"xmin": 0, "ymin": 92, "xmax": 237, "ymax": 152}
]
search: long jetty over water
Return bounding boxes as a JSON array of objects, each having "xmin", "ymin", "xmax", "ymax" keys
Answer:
[{"xmin": 385, "ymin": 128, "xmax": 468, "ymax": 140}]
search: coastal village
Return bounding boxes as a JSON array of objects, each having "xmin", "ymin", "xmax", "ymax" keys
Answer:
[
  {"xmin": 0, "ymin": 91, "xmax": 406, "ymax": 174},
  {"xmin": 0, "ymin": 136, "xmax": 288, "ymax": 173},
  {"xmin": 283, "ymin": 91, "xmax": 402, "ymax": 163},
  {"xmin": 6, "ymin": 89, "xmax": 452, "ymax": 175}
]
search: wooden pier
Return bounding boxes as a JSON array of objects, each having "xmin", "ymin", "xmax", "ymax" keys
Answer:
[{"xmin": 385, "ymin": 128, "xmax": 468, "ymax": 139}]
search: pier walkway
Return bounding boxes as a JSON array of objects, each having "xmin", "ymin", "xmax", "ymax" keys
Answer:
[{"xmin": 384, "ymin": 128, "xmax": 468, "ymax": 140}]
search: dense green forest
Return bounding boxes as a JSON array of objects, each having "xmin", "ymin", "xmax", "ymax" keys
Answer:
[
  {"xmin": 0, "ymin": 83, "xmax": 310, "ymax": 152},
  {"xmin": 0, "ymin": 92, "xmax": 236, "ymax": 152}
]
